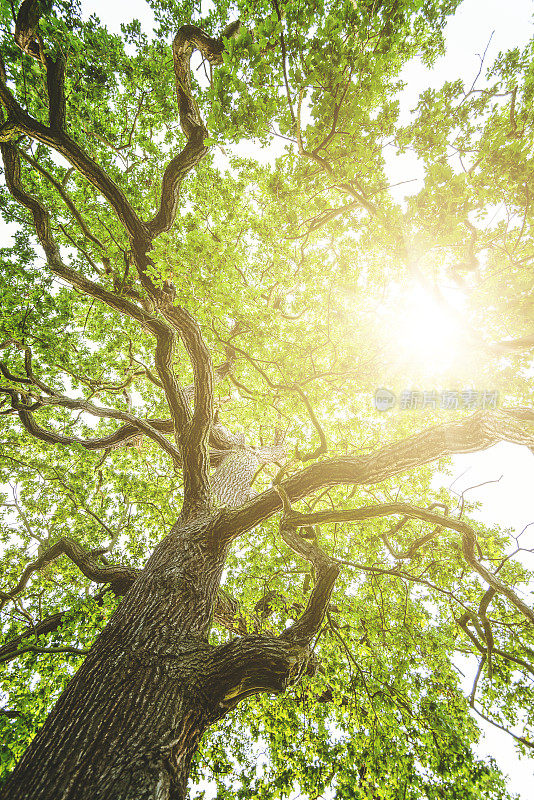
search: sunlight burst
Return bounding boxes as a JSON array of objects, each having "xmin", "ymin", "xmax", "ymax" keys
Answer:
[{"xmin": 394, "ymin": 285, "xmax": 463, "ymax": 373}]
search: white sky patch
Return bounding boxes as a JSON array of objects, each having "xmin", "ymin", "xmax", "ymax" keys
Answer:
[
  {"xmin": 386, "ymin": 0, "xmax": 534, "ymax": 205},
  {"xmin": 399, "ymin": 0, "xmax": 534, "ymax": 122},
  {"xmin": 81, "ymin": 0, "xmax": 156, "ymax": 34}
]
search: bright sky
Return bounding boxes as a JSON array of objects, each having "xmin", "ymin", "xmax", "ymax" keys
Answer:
[{"xmin": 3, "ymin": 0, "xmax": 533, "ymax": 796}]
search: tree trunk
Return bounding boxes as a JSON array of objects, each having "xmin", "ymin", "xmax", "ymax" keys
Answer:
[
  {"xmin": 1, "ymin": 513, "xmax": 316, "ymax": 800},
  {"xmin": 1, "ymin": 514, "xmax": 223, "ymax": 800}
]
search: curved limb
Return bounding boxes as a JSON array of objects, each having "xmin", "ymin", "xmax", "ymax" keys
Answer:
[
  {"xmin": 204, "ymin": 487, "xmax": 339, "ymax": 716},
  {"xmin": 0, "ymin": 537, "xmax": 141, "ymax": 610},
  {"xmin": 145, "ymin": 25, "xmax": 228, "ymax": 239},
  {"xmin": 275, "ymin": 486, "xmax": 340, "ymax": 645},
  {"xmin": 260, "ymin": 499, "xmax": 534, "ymax": 625}
]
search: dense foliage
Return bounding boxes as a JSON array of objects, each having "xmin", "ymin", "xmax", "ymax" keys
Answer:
[{"xmin": 0, "ymin": 0, "xmax": 533, "ymax": 797}]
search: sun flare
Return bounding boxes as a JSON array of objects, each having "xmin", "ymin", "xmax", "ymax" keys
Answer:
[{"xmin": 393, "ymin": 285, "xmax": 463, "ymax": 373}]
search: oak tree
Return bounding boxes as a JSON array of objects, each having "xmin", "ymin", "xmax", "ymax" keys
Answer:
[{"xmin": 0, "ymin": 1, "xmax": 533, "ymax": 798}]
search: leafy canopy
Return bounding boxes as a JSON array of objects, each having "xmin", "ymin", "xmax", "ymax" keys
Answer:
[{"xmin": 1, "ymin": 0, "xmax": 534, "ymax": 797}]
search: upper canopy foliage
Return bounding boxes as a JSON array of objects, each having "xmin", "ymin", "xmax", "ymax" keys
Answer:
[{"xmin": 0, "ymin": 0, "xmax": 533, "ymax": 797}]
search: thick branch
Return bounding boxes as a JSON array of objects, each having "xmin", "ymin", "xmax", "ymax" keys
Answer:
[
  {"xmin": 269, "ymin": 499, "xmax": 534, "ymax": 625},
  {"xmin": 206, "ymin": 635, "xmax": 317, "ymax": 716},
  {"xmin": 12, "ymin": 408, "xmax": 237, "ymax": 459},
  {"xmin": 157, "ymin": 305, "xmax": 214, "ymax": 515},
  {"xmin": 6, "ymin": 10, "xmax": 230, "ymax": 487},
  {"xmin": 45, "ymin": 53, "xmax": 66, "ymax": 131},
  {"xmin": 10, "ymin": 417, "xmax": 235, "ymax": 470},
  {"xmin": 1, "ymin": 342, "xmax": 233, "ymax": 469},
  {"xmin": 205, "ymin": 480, "xmax": 340, "ymax": 714},
  {"xmin": 127, "ymin": 24, "xmax": 241, "ymax": 513},
  {"xmin": 2, "ymin": 385, "xmax": 182, "ymax": 464},
  {"xmin": 493, "ymin": 332, "xmax": 534, "ymax": 352},
  {"xmin": 213, "ymin": 407, "xmax": 534, "ymax": 542},
  {"xmin": 0, "ymin": 142, "xmax": 153, "ymax": 328},
  {"xmin": 0, "ymin": 106, "xmax": 148, "ymax": 248},
  {"xmin": 14, "ymin": 407, "xmax": 165, "ymax": 450}
]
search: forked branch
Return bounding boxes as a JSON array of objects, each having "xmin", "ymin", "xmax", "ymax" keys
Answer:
[
  {"xmin": 265, "ymin": 499, "xmax": 534, "ymax": 625},
  {"xmin": 1, "ymin": 7, "xmax": 249, "ymax": 517}
]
